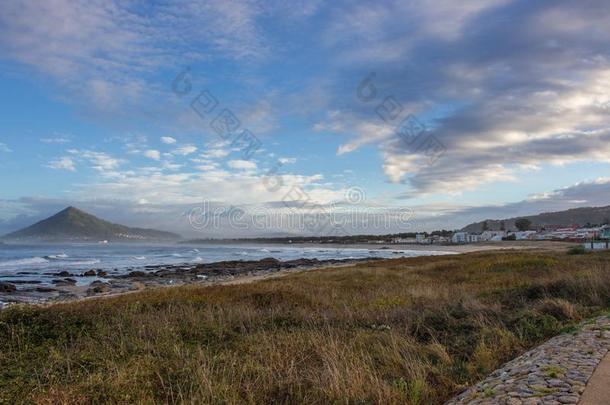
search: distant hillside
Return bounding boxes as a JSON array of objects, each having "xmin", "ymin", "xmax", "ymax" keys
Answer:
[
  {"xmin": 462, "ymin": 205, "xmax": 610, "ymax": 233},
  {"xmin": 2, "ymin": 207, "xmax": 181, "ymax": 242}
]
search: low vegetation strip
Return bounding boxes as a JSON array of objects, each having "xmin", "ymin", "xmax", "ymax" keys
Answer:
[
  {"xmin": 446, "ymin": 316, "xmax": 610, "ymax": 404},
  {"xmin": 1, "ymin": 250, "xmax": 610, "ymax": 404}
]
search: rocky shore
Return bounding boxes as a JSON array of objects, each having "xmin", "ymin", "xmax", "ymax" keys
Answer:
[
  {"xmin": 0, "ymin": 257, "xmax": 379, "ymax": 307},
  {"xmin": 446, "ymin": 316, "xmax": 610, "ymax": 405}
]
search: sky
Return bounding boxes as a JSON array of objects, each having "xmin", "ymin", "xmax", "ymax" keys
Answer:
[{"xmin": 1, "ymin": 0, "xmax": 610, "ymax": 237}]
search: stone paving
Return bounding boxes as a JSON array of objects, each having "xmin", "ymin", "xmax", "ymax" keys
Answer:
[{"xmin": 446, "ymin": 316, "xmax": 610, "ymax": 405}]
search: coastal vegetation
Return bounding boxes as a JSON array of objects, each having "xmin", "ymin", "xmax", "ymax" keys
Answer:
[{"xmin": 2, "ymin": 249, "xmax": 610, "ymax": 404}]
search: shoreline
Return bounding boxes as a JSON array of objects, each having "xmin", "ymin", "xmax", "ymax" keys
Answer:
[
  {"xmin": 0, "ymin": 241, "xmax": 575, "ymax": 308},
  {"xmin": 181, "ymin": 239, "xmax": 577, "ymax": 252},
  {"xmin": 0, "ymin": 257, "xmax": 387, "ymax": 308}
]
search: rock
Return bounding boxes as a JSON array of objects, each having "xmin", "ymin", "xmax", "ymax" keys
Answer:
[
  {"xmin": 87, "ymin": 281, "xmax": 111, "ymax": 295},
  {"xmin": 557, "ymin": 395, "xmax": 579, "ymax": 404},
  {"xmin": 5, "ymin": 280, "xmax": 41, "ymax": 284},
  {"xmin": 53, "ymin": 278, "xmax": 77, "ymax": 286},
  {"xmin": 96, "ymin": 270, "xmax": 108, "ymax": 277},
  {"xmin": 56, "ymin": 270, "xmax": 73, "ymax": 277},
  {"xmin": 127, "ymin": 271, "xmax": 147, "ymax": 278},
  {"xmin": 83, "ymin": 270, "xmax": 96, "ymax": 277},
  {"xmin": 0, "ymin": 282, "xmax": 17, "ymax": 293},
  {"xmin": 35, "ymin": 287, "xmax": 57, "ymax": 293}
]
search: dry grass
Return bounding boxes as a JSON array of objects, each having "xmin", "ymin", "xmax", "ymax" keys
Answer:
[{"xmin": 2, "ymin": 249, "xmax": 610, "ymax": 404}]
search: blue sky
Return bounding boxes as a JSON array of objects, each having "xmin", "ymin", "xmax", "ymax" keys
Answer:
[{"xmin": 1, "ymin": 0, "xmax": 610, "ymax": 237}]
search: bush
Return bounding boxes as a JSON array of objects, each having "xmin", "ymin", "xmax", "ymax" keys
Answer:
[
  {"xmin": 567, "ymin": 245, "xmax": 586, "ymax": 255},
  {"xmin": 537, "ymin": 298, "xmax": 580, "ymax": 321}
]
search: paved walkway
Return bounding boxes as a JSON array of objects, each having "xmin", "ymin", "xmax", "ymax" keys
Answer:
[
  {"xmin": 578, "ymin": 351, "xmax": 610, "ymax": 404},
  {"xmin": 446, "ymin": 316, "xmax": 610, "ymax": 405}
]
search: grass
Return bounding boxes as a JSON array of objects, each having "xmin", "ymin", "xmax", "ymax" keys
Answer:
[
  {"xmin": 1, "ymin": 249, "xmax": 610, "ymax": 404},
  {"xmin": 542, "ymin": 365, "xmax": 565, "ymax": 378}
]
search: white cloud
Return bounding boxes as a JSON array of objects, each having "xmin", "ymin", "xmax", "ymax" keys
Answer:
[
  {"xmin": 173, "ymin": 145, "xmax": 198, "ymax": 156},
  {"xmin": 316, "ymin": 1, "xmax": 610, "ymax": 197},
  {"xmin": 278, "ymin": 157, "xmax": 297, "ymax": 164},
  {"xmin": 47, "ymin": 156, "xmax": 75, "ymax": 171},
  {"xmin": 0, "ymin": 143, "xmax": 12, "ymax": 152},
  {"xmin": 144, "ymin": 149, "xmax": 161, "ymax": 160},
  {"xmin": 67, "ymin": 149, "xmax": 123, "ymax": 172},
  {"xmin": 161, "ymin": 136, "xmax": 176, "ymax": 144},
  {"xmin": 228, "ymin": 159, "xmax": 257, "ymax": 170},
  {"xmin": 196, "ymin": 164, "xmax": 218, "ymax": 171},
  {"xmin": 201, "ymin": 149, "xmax": 230, "ymax": 159},
  {"xmin": 41, "ymin": 137, "xmax": 70, "ymax": 144},
  {"xmin": 0, "ymin": 0, "xmax": 277, "ymax": 114},
  {"xmin": 162, "ymin": 161, "xmax": 183, "ymax": 171}
]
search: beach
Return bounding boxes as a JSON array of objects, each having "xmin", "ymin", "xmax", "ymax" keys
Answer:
[{"xmin": 0, "ymin": 241, "xmax": 575, "ymax": 307}]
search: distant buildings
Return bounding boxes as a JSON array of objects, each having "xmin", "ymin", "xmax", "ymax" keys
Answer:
[
  {"xmin": 512, "ymin": 230, "xmax": 538, "ymax": 240},
  {"xmin": 448, "ymin": 224, "xmax": 609, "ymax": 246},
  {"xmin": 387, "ymin": 224, "xmax": 610, "ymax": 247},
  {"xmin": 451, "ymin": 232, "xmax": 468, "ymax": 244},
  {"xmin": 481, "ymin": 230, "xmax": 505, "ymax": 241}
]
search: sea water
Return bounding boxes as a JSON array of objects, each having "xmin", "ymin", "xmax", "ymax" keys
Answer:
[{"xmin": 0, "ymin": 242, "xmax": 454, "ymax": 305}]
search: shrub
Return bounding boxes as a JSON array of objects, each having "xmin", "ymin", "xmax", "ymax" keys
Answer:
[
  {"xmin": 567, "ymin": 245, "xmax": 586, "ymax": 255},
  {"xmin": 537, "ymin": 298, "xmax": 580, "ymax": 321}
]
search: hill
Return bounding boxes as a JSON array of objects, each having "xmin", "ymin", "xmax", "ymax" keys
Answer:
[
  {"xmin": 462, "ymin": 205, "xmax": 610, "ymax": 233},
  {"xmin": 2, "ymin": 206, "xmax": 181, "ymax": 242}
]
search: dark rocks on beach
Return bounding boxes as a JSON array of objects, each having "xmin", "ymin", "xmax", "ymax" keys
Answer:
[
  {"xmin": 35, "ymin": 287, "xmax": 57, "ymax": 293},
  {"xmin": 127, "ymin": 271, "xmax": 148, "ymax": 278},
  {"xmin": 0, "ymin": 282, "xmax": 17, "ymax": 293},
  {"xmin": 113, "ymin": 256, "xmax": 379, "ymax": 282},
  {"xmin": 4, "ymin": 279, "xmax": 41, "ymax": 284},
  {"xmin": 56, "ymin": 271, "xmax": 73, "ymax": 277},
  {"xmin": 82, "ymin": 270, "xmax": 97, "ymax": 277},
  {"xmin": 53, "ymin": 278, "xmax": 77, "ymax": 286},
  {"xmin": 97, "ymin": 270, "xmax": 108, "ymax": 277},
  {"xmin": 87, "ymin": 281, "xmax": 111, "ymax": 295}
]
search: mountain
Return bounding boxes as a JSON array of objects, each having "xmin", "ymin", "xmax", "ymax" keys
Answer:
[
  {"xmin": 2, "ymin": 207, "xmax": 181, "ymax": 242},
  {"xmin": 462, "ymin": 205, "xmax": 610, "ymax": 233}
]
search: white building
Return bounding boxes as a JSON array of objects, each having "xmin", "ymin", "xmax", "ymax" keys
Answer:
[
  {"xmin": 392, "ymin": 237, "xmax": 414, "ymax": 244},
  {"xmin": 468, "ymin": 234, "xmax": 483, "ymax": 243},
  {"xmin": 512, "ymin": 231, "xmax": 537, "ymax": 240},
  {"xmin": 452, "ymin": 232, "xmax": 468, "ymax": 244},
  {"xmin": 481, "ymin": 230, "xmax": 506, "ymax": 241},
  {"xmin": 415, "ymin": 233, "xmax": 430, "ymax": 244}
]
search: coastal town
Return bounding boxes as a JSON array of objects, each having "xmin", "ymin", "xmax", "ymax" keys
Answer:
[{"xmin": 394, "ymin": 223, "xmax": 610, "ymax": 248}]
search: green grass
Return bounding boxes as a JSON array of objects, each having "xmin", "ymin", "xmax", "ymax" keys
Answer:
[{"xmin": 1, "ymin": 249, "xmax": 610, "ymax": 404}]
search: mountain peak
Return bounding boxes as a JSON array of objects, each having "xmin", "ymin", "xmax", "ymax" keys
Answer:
[
  {"xmin": 58, "ymin": 206, "xmax": 84, "ymax": 216},
  {"xmin": 3, "ymin": 207, "xmax": 181, "ymax": 242}
]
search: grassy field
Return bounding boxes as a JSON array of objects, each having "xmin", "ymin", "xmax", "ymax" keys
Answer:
[{"xmin": 2, "ymin": 249, "xmax": 610, "ymax": 404}]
